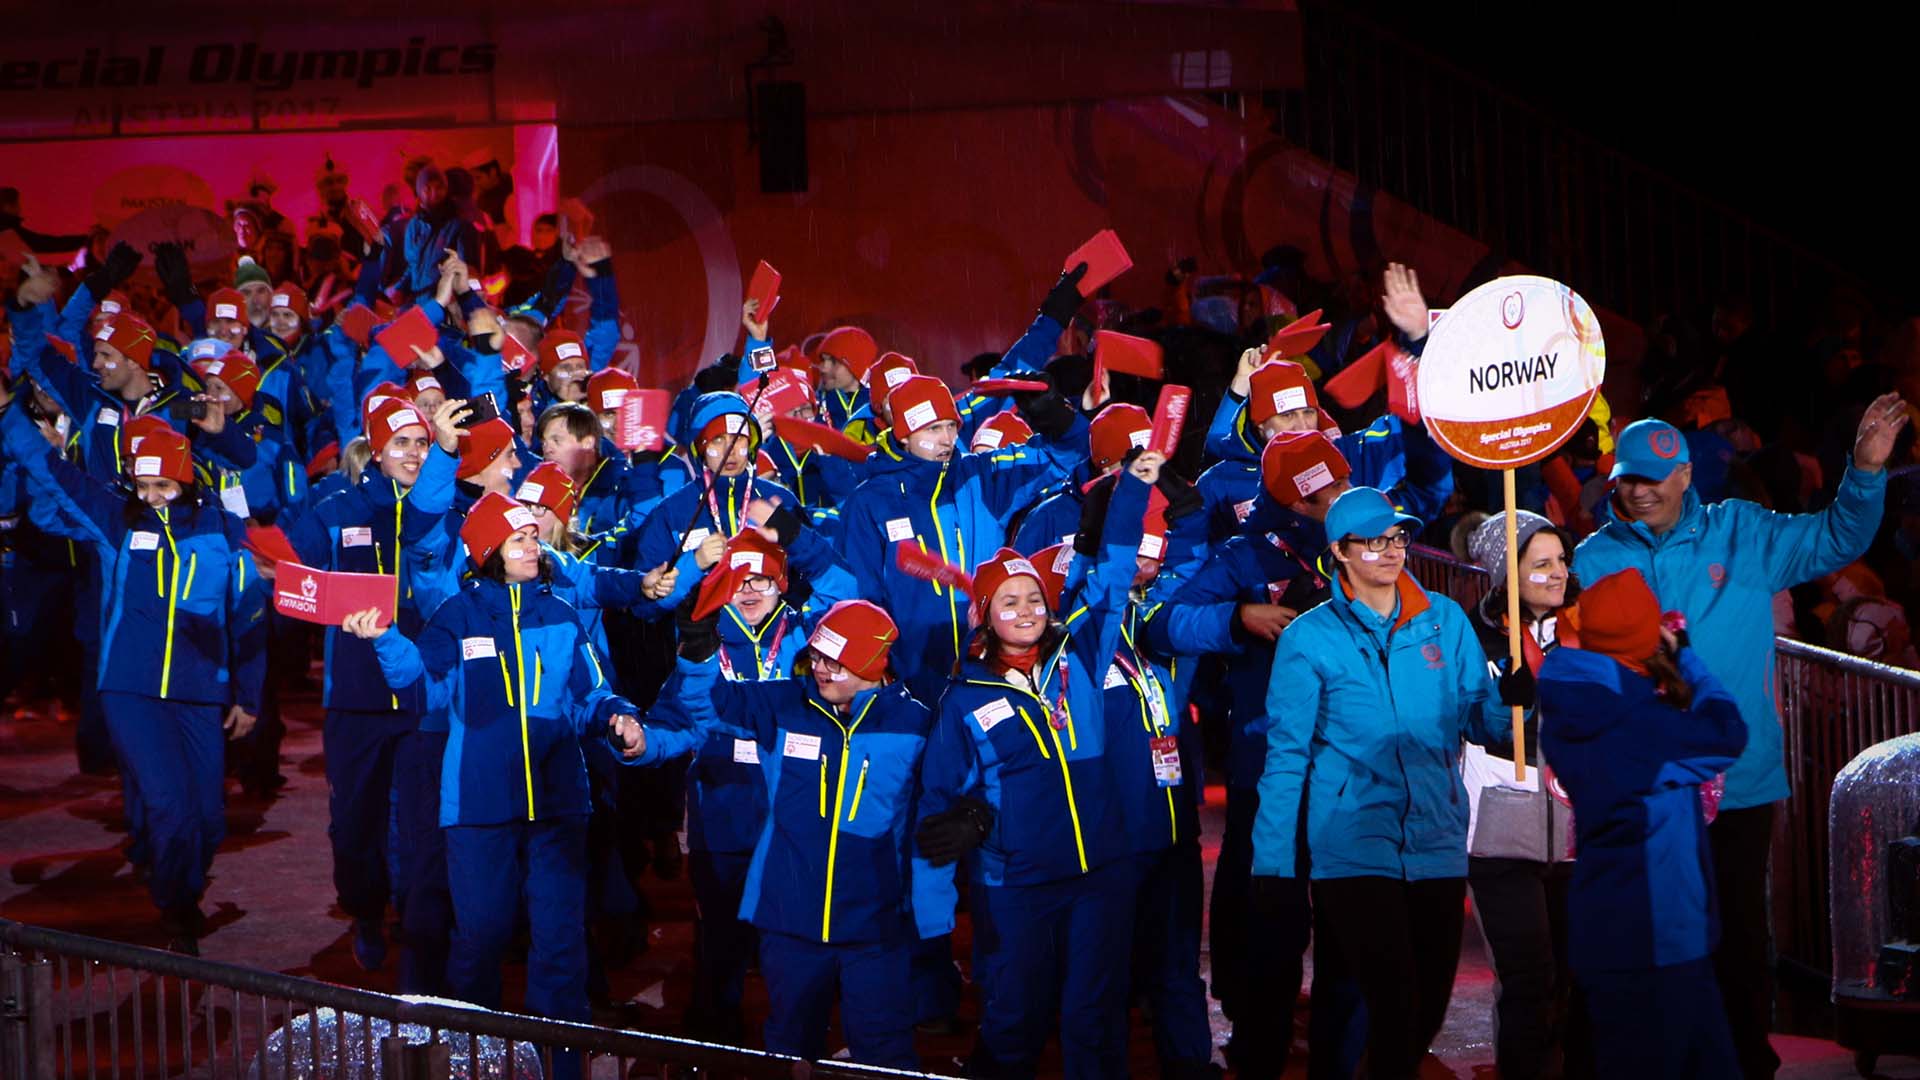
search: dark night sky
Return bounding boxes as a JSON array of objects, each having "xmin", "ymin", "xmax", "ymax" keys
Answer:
[{"xmin": 1352, "ymin": 3, "xmax": 1917, "ymax": 304}]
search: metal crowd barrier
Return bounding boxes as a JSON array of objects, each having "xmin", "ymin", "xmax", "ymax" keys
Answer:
[
  {"xmin": 1406, "ymin": 545, "xmax": 1920, "ymax": 987},
  {"xmin": 0, "ymin": 919, "xmax": 931, "ymax": 1080}
]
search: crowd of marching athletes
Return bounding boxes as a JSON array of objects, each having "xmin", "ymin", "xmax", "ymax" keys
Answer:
[{"xmin": 0, "ymin": 160, "xmax": 1917, "ymax": 1080}]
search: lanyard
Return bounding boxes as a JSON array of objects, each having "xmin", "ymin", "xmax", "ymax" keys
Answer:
[
  {"xmin": 1010, "ymin": 652, "xmax": 1072, "ymax": 730},
  {"xmin": 717, "ymin": 607, "xmax": 790, "ymax": 682},
  {"xmin": 702, "ymin": 469, "xmax": 740, "ymax": 536}
]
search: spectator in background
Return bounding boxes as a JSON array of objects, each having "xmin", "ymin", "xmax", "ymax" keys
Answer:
[{"xmin": 0, "ymin": 187, "xmax": 90, "ymax": 257}]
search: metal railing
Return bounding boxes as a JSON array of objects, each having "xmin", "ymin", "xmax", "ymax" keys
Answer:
[
  {"xmin": 1276, "ymin": 3, "xmax": 1869, "ymax": 325},
  {"xmin": 1405, "ymin": 545, "xmax": 1920, "ymax": 986},
  {"xmin": 0, "ymin": 919, "xmax": 931, "ymax": 1080}
]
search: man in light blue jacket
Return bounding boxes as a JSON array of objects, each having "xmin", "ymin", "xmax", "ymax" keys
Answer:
[{"xmin": 1571, "ymin": 394, "xmax": 1908, "ymax": 1080}]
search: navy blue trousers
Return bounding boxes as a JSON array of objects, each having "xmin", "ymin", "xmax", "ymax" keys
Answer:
[
  {"xmin": 1127, "ymin": 843, "xmax": 1213, "ymax": 1072},
  {"xmin": 322, "ymin": 708, "xmax": 415, "ymax": 921},
  {"xmin": 759, "ymin": 930, "xmax": 917, "ymax": 1069},
  {"xmin": 100, "ymin": 692, "xmax": 223, "ymax": 914},
  {"xmin": 445, "ymin": 816, "xmax": 591, "ymax": 1023},
  {"xmin": 970, "ymin": 858, "xmax": 1136, "ymax": 1080},
  {"xmin": 1579, "ymin": 958, "xmax": 1739, "ymax": 1079},
  {"xmin": 392, "ymin": 730, "xmax": 450, "ymax": 994},
  {"xmin": 686, "ymin": 850, "xmax": 757, "ymax": 1039}
]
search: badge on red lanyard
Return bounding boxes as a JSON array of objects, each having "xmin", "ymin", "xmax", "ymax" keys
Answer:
[
  {"xmin": 704, "ymin": 470, "xmax": 735, "ymax": 536},
  {"xmin": 717, "ymin": 609, "xmax": 788, "ymax": 682},
  {"xmin": 1045, "ymin": 655, "xmax": 1072, "ymax": 730}
]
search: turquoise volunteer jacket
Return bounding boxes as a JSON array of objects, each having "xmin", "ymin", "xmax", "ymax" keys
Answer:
[
  {"xmin": 1571, "ymin": 466, "xmax": 1885, "ymax": 809},
  {"xmin": 1252, "ymin": 570, "xmax": 1510, "ymax": 881},
  {"xmin": 372, "ymin": 576, "xmax": 637, "ymax": 827}
]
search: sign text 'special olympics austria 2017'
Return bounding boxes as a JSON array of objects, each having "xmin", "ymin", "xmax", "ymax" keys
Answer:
[{"xmin": 1414, "ymin": 275, "xmax": 1606, "ymax": 470}]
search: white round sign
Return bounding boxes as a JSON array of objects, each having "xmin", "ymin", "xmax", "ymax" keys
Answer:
[{"xmin": 1415, "ymin": 275, "xmax": 1606, "ymax": 469}]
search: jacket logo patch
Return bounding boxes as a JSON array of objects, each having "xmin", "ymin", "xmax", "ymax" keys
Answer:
[
  {"xmin": 1422, "ymin": 643, "xmax": 1445, "ymax": 669},
  {"xmin": 461, "ymin": 637, "xmax": 498, "ymax": 660},
  {"xmin": 783, "ymin": 731, "xmax": 822, "ymax": 760},
  {"xmin": 1104, "ymin": 664, "xmax": 1126, "ymax": 689},
  {"xmin": 972, "ymin": 697, "xmax": 1014, "ymax": 733},
  {"xmin": 1709, "ymin": 563, "xmax": 1726, "ymax": 589},
  {"xmin": 1233, "ymin": 499, "xmax": 1255, "ymax": 522}
]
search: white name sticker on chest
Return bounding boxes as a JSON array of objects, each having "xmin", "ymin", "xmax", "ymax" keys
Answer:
[
  {"xmin": 733, "ymin": 739, "xmax": 761, "ymax": 764},
  {"xmin": 783, "ymin": 732, "xmax": 823, "ymax": 760},
  {"xmin": 885, "ymin": 517, "xmax": 915, "ymax": 543},
  {"xmin": 129, "ymin": 531, "xmax": 160, "ymax": 551},
  {"xmin": 972, "ymin": 697, "xmax": 1015, "ymax": 733},
  {"xmin": 1104, "ymin": 664, "xmax": 1127, "ymax": 689},
  {"xmin": 341, "ymin": 526, "xmax": 373, "ymax": 548},
  {"xmin": 461, "ymin": 637, "xmax": 498, "ymax": 660},
  {"xmin": 96, "ymin": 408, "xmax": 121, "ymax": 428},
  {"xmin": 1233, "ymin": 499, "xmax": 1256, "ymax": 522}
]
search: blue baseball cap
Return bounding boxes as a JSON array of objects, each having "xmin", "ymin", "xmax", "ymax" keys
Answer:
[
  {"xmin": 1610, "ymin": 418, "xmax": 1691, "ymax": 481},
  {"xmin": 1324, "ymin": 486, "xmax": 1422, "ymax": 544}
]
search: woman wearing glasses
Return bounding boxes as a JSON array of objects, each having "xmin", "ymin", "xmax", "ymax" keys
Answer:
[{"xmin": 1249, "ymin": 487, "xmax": 1533, "ymax": 1079}]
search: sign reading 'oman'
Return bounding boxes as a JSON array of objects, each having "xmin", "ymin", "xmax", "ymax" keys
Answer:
[{"xmin": 1415, "ymin": 275, "xmax": 1606, "ymax": 470}]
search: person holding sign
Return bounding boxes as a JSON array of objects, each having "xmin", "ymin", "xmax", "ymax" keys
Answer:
[
  {"xmin": 1250, "ymin": 486, "xmax": 1533, "ymax": 1080},
  {"xmin": 0, "ymin": 396, "xmax": 267, "ymax": 956},
  {"xmin": 1571, "ymin": 399, "xmax": 1908, "ymax": 1079},
  {"xmin": 281, "ymin": 395, "xmax": 457, "ymax": 974},
  {"xmin": 911, "ymin": 452, "xmax": 1165, "ymax": 1080},
  {"xmin": 342, "ymin": 492, "xmax": 644, "ymax": 1080}
]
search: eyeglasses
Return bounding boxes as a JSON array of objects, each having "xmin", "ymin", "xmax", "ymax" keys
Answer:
[
  {"xmin": 1346, "ymin": 530, "xmax": 1412, "ymax": 553},
  {"xmin": 737, "ymin": 575, "xmax": 779, "ymax": 594}
]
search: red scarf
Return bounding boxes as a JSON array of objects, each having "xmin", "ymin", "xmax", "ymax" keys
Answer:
[{"xmin": 994, "ymin": 645, "xmax": 1040, "ymax": 677}]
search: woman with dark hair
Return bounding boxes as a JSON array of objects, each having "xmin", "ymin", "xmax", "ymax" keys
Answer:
[
  {"xmin": 912, "ymin": 450, "xmax": 1167, "ymax": 1079},
  {"xmin": 1538, "ymin": 568, "xmax": 1747, "ymax": 1079},
  {"xmin": 1461, "ymin": 510, "xmax": 1592, "ymax": 1079},
  {"xmin": 344, "ymin": 492, "xmax": 643, "ymax": 1080},
  {"xmin": 0, "ymin": 395, "xmax": 265, "ymax": 955}
]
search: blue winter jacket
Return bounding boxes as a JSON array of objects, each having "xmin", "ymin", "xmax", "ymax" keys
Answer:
[
  {"xmin": 1, "ymin": 405, "xmax": 267, "ymax": 712},
  {"xmin": 912, "ymin": 471, "xmax": 1149, "ymax": 934},
  {"xmin": 372, "ymin": 576, "xmax": 637, "ymax": 826},
  {"xmin": 818, "ymin": 385, "xmax": 870, "ymax": 434},
  {"xmin": 841, "ymin": 419, "xmax": 1087, "ymax": 703},
  {"xmin": 1251, "ymin": 570, "xmax": 1511, "ymax": 881},
  {"xmin": 1097, "ymin": 601, "xmax": 1204, "ymax": 855},
  {"xmin": 282, "ymin": 452, "xmax": 456, "ymax": 713},
  {"xmin": 1539, "ymin": 646, "xmax": 1746, "ymax": 973},
  {"xmin": 652, "ymin": 657, "xmax": 931, "ymax": 944},
  {"xmin": 1571, "ymin": 467, "xmax": 1884, "ymax": 809}
]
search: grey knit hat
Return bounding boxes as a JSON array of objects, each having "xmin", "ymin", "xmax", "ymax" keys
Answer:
[{"xmin": 1467, "ymin": 510, "xmax": 1556, "ymax": 576}]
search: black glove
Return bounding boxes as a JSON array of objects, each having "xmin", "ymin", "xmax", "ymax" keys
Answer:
[
  {"xmin": 1011, "ymin": 371, "xmax": 1075, "ymax": 439},
  {"xmin": 153, "ymin": 243, "xmax": 196, "ymax": 309},
  {"xmin": 761, "ymin": 502, "xmax": 803, "ymax": 547},
  {"xmin": 1040, "ymin": 264, "xmax": 1088, "ymax": 325},
  {"xmin": 1044, "ymin": 353, "xmax": 1094, "ymax": 403},
  {"xmin": 675, "ymin": 604, "xmax": 722, "ymax": 662},
  {"xmin": 1498, "ymin": 664, "xmax": 1537, "ymax": 709},
  {"xmin": 915, "ymin": 796, "xmax": 993, "ymax": 867},
  {"xmin": 86, "ymin": 241, "xmax": 142, "ymax": 300},
  {"xmin": 1074, "ymin": 472, "xmax": 1119, "ymax": 556},
  {"xmin": 1156, "ymin": 472, "xmax": 1203, "ymax": 523}
]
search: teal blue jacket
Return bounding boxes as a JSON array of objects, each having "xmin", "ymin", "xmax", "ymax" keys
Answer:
[
  {"xmin": 1571, "ymin": 466, "xmax": 1885, "ymax": 809},
  {"xmin": 1252, "ymin": 571, "xmax": 1509, "ymax": 881}
]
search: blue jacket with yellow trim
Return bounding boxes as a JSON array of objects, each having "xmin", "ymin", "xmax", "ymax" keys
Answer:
[
  {"xmin": 911, "ymin": 471, "xmax": 1149, "ymax": 932},
  {"xmin": 282, "ymin": 451, "xmax": 457, "ymax": 713},
  {"xmin": 1539, "ymin": 646, "xmax": 1745, "ymax": 972},
  {"xmin": 841, "ymin": 419, "xmax": 1087, "ymax": 704},
  {"xmin": 1100, "ymin": 600, "xmax": 1204, "ymax": 856},
  {"xmin": 654, "ymin": 657, "xmax": 931, "ymax": 944},
  {"xmin": 1197, "ymin": 394, "xmax": 1454, "ymax": 542},
  {"xmin": 1, "ymin": 404, "xmax": 267, "ymax": 712},
  {"xmin": 818, "ymin": 384, "xmax": 870, "ymax": 434},
  {"xmin": 951, "ymin": 313, "xmax": 1068, "ymax": 442},
  {"xmin": 1572, "ymin": 470, "xmax": 1884, "ymax": 810},
  {"xmin": 1145, "ymin": 496, "xmax": 1332, "ymax": 788},
  {"xmin": 372, "ymin": 575, "xmax": 637, "ymax": 826},
  {"xmin": 1251, "ymin": 570, "xmax": 1511, "ymax": 881},
  {"xmin": 629, "ymin": 470, "xmax": 798, "ymax": 597}
]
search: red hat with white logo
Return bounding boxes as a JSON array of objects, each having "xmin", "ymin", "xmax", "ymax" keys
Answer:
[
  {"xmin": 586, "ymin": 368, "xmax": 640, "ymax": 414},
  {"xmin": 866, "ymin": 352, "xmax": 919, "ymax": 414},
  {"xmin": 456, "ymin": 417, "xmax": 517, "ymax": 479},
  {"xmin": 1247, "ymin": 360, "xmax": 1322, "ymax": 427},
  {"xmin": 460, "ymin": 491, "xmax": 540, "ymax": 567},
  {"xmin": 405, "ymin": 370, "xmax": 444, "ymax": 399},
  {"xmin": 96, "ymin": 290, "xmax": 130, "ymax": 318},
  {"xmin": 1260, "ymin": 429, "xmax": 1351, "ymax": 505},
  {"xmin": 206, "ymin": 288, "xmax": 247, "ymax": 324},
  {"xmin": 538, "ymin": 330, "xmax": 588, "ymax": 374},
  {"xmin": 1089, "ymin": 402, "xmax": 1152, "ymax": 474},
  {"xmin": 1031, "ymin": 541, "xmax": 1075, "ymax": 610},
  {"xmin": 754, "ymin": 367, "xmax": 814, "ymax": 420},
  {"xmin": 121, "ymin": 414, "xmax": 172, "ymax": 459},
  {"xmin": 191, "ymin": 352, "xmax": 262, "ymax": 409},
  {"xmin": 971, "ymin": 410, "xmax": 1034, "ymax": 452},
  {"xmin": 269, "ymin": 282, "xmax": 310, "ymax": 320},
  {"xmin": 515, "ymin": 461, "xmax": 579, "ymax": 522},
  {"xmin": 970, "ymin": 546, "xmax": 1048, "ymax": 626},
  {"xmin": 808, "ymin": 599, "xmax": 899, "ymax": 681},
  {"xmin": 817, "ymin": 326, "xmax": 878, "ymax": 379},
  {"xmin": 366, "ymin": 397, "xmax": 429, "ymax": 456},
  {"xmin": 95, "ymin": 315, "xmax": 157, "ymax": 371},
  {"xmin": 886, "ymin": 375, "xmax": 960, "ymax": 438},
  {"xmin": 129, "ymin": 426, "xmax": 195, "ymax": 485}
]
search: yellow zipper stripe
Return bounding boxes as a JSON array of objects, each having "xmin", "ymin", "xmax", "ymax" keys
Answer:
[
  {"xmin": 818, "ymin": 756, "xmax": 828, "ymax": 818},
  {"xmin": 511, "ymin": 584, "xmax": 534, "ymax": 821},
  {"xmin": 1016, "ymin": 706, "xmax": 1051, "ymax": 760},
  {"xmin": 498, "ymin": 653, "xmax": 514, "ymax": 706},
  {"xmin": 822, "ymin": 741, "xmax": 851, "ymax": 942},
  {"xmin": 1048, "ymin": 723, "xmax": 1088, "ymax": 873},
  {"xmin": 158, "ymin": 515, "xmax": 181, "ymax": 699},
  {"xmin": 848, "ymin": 759, "xmax": 869, "ymax": 820},
  {"xmin": 533, "ymin": 652, "xmax": 542, "ymax": 707},
  {"xmin": 928, "ymin": 470, "xmax": 962, "ymax": 663}
]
